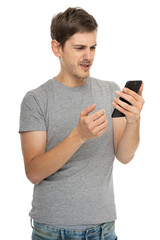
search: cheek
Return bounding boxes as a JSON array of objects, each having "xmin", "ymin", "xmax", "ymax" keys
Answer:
[
  {"xmin": 61, "ymin": 55, "xmax": 73, "ymax": 67},
  {"xmin": 61, "ymin": 50, "xmax": 81, "ymax": 70},
  {"xmin": 91, "ymin": 51, "xmax": 96, "ymax": 60},
  {"xmin": 67, "ymin": 52, "xmax": 78, "ymax": 64}
]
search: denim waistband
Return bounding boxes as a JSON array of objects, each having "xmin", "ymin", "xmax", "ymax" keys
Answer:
[
  {"xmin": 47, "ymin": 224, "xmax": 100, "ymax": 230},
  {"xmin": 32, "ymin": 219, "xmax": 115, "ymax": 238}
]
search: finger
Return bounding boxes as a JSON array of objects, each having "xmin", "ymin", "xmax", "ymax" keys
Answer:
[
  {"xmin": 93, "ymin": 121, "xmax": 108, "ymax": 135},
  {"xmin": 89, "ymin": 109, "xmax": 105, "ymax": 121},
  {"xmin": 112, "ymin": 101, "xmax": 133, "ymax": 116},
  {"xmin": 115, "ymin": 91, "xmax": 137, "ymax": 105},
  {"xmin": 138, "ymin": 82, "xmax": 144, "ymax": 97},
  {"xmin": 121, "ymin": 88, "xmax": 142, "ymax": 102},
  {"xmin": 97, "ymin": 121, "xmax": 108, "ymax": 132},
  {"xmin": 92, "ymin": 114, "xmax": 106, "ymax": 128},
  {"xmin": 113, "ymin": 94, "xmax": 144, "ymax": 114},
  {"xmin": 113, "ymin": 97, "xmax": 132, "ymax": 112},
  {"xmin": 112, "ymin": 101, "xmax": 140, "ymax": 116},
  {"xmin": 81, "ymin": 103, "xmax": 96, "ymax": 117}
]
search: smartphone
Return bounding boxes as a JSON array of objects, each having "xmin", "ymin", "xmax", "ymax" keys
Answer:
[{"xmin": 111, "ymin": 80, "xmax": 142, "ymax": 118}]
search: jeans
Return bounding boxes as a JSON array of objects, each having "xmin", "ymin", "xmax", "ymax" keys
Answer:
[{"xmin": 31, "ymin": 220, "xmax": 118, "ymax": 240}]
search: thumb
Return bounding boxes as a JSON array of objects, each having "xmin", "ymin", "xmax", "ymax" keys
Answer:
[
  {"xmin": 138, "ymin": 82, "xmax": 144, "ymax": 96},
  {"xmin": 81, "ymin": 103, "xmax": 96, "ymax": 117}
]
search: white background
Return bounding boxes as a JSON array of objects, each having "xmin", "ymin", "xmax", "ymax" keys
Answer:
[{"xmin": 0, "ymin": 0, "xmax": 160, "ymax": 239}]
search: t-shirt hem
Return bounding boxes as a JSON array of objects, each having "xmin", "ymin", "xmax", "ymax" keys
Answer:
[
  {"xmin": 29, "ymin": 213, "xmax": 117, "ymax": 226},
  {"xmin": 19, "ymin": 128, "xmax": 47, "ymax": 133}
]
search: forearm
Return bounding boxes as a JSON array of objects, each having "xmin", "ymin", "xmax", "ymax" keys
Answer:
[
  {"xmin": 27, "ymin": 126, "xmax": 86, "ymax": 184},
  {"xmin": 115, "ymin": 118, "xmax": 140, "ymax": 164}
]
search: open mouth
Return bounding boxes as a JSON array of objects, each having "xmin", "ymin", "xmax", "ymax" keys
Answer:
[{"xmin": 80, "ymin": 64, "xmax": 91, "ymax": 71}]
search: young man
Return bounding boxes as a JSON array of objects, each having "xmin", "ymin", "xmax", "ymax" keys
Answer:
[{"xmin": 19, "ymin": 7, "xmax": 144, "ymax": 240}]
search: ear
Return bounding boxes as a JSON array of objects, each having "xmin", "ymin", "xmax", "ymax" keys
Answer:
[{"xmin": 51, "ymin": 40, "xmax": 62, "ymax": 57}]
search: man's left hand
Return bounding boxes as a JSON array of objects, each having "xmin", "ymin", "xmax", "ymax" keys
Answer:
[{"xmin": 112, "ymin": 83, "xmax": 145, "ymax": 123}]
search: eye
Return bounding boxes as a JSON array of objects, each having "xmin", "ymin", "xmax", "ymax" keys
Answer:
[
  {"xmin": 75, "ymin": 47, "xmax": 85, "ymax": 50},
  {"xmin": 90, "ymin": 46, "xmax": 96, "ymax": 50}
]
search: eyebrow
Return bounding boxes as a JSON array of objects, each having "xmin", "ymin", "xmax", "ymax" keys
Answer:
[{"xmin": 73, "ymin": 44, "xmax": 97, "ymax": 48}]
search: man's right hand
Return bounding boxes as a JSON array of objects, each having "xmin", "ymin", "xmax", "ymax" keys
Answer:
[
  {"xmin": 20, "ymin": 103, "xmax": 108, "ymax": 184},
  {"xmin": 76, "ymin": 103, "xmax": 108, "ymax": 141}
]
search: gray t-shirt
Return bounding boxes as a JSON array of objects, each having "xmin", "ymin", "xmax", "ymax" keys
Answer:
[{"xmin": 19, "ymin": 76, "xmax": 120, "ymax": 225}]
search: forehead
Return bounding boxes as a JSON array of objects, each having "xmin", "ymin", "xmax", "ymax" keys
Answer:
[{"xmin": 69, "ymin": 31, "xmax": 97, "ymax": 46}]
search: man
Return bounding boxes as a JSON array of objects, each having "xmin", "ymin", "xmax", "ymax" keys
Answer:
[{"xmin": 19, "ymin": 7, "xmax": 144, "ymax": 240}]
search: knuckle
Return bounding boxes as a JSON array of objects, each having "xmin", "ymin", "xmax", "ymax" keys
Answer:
[
  {"xmin": 125, "ymin": 103, "xmax": 130, "ymax": 110},
  {"xmin": 139, "ymin": 105, "xmax": 143, "ymax": 111},
  {"xmin": 128, "ymin": 96, "xmax": 133, "ymax": 102},
  {"xmin": 88, "ymin": 124, "xmax": 94, "ymax": 131},
  {"xmin": 92, "ymin": 129, "xmax": 97, "ymax": 136},
  {"xmin": 103, "ymin": 115, "xmax": 106, "ymax": 121},
  {"xmin": 101, "ymin": 109, "xmax": 105, "ymax": 114},
  {"xmin": 95, "ymin": 112, "xmax": 100, "ymax": 118},
  {"xmin": 133, "ymin": 92, "xmax": 137, "ymax": 98},
  {"xmin": 114, "ymin": 98, "xmax": 118, "ymax": 103}
]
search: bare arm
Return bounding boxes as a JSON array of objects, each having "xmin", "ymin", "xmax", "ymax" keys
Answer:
[
  {"xmin": 113, "ymin": 117, "xmax": 140, "ymax": 163},
  {"xmin": 20, "ymin": 128, "xmax": 85, "ymax": 185},
  {"xmin": 20, "ymin": 103, "xmax": 107, "ymax": 185},
  {"xmin": 112, "ymin": 83, "xmax": 144, "ymax": 164}
]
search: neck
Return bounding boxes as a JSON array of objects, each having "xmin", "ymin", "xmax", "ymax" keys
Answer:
[{"xmin": 55, "ymin": 72, "xmax": 87, "ymax": 88}]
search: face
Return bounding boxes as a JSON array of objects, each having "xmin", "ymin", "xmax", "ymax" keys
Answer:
[{"xmin": 59, "ymin": 31, "xmax": 97, "ymax": 81}]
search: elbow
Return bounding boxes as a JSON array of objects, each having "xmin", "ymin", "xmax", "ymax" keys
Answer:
[
  {"xmin": 121, "ymin": 158, "xmax": 133, "ymax": 164},
  {"xmin": 26, "ymin": 169, "xmax": 41, "ymax": 185},
  {"xmin": 115, "ymin": 154, "xmax": 134, "ymax": 164},
  {"xmin": 30, "ymin": 178, "xmax": 40, "ymax": 185},
  {"xmin": 25, "ymin": 157, "xmax": 42, "ymax": 185}
]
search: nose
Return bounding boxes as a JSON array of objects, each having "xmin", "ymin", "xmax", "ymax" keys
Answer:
[{"xmin": 83, "ymin": 50, "xmax": 92, "ymax": 61}]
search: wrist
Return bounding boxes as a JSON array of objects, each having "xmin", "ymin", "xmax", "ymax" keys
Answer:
[
  {"xmin": 126, "ymin": 115, "xmax": 140, "ymax": 124},
  {"xmin": 72, "ymin": 126, "xmax": 87, "ymax": 145}
]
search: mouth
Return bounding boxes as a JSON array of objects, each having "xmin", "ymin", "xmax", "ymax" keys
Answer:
[{"xmin": 80, "ymin": 63, "xmax": 91, "ymax": 71}]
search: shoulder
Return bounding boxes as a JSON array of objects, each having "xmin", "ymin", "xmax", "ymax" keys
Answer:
[
  {"xmin": 27, "ymin": 79, "xmax": 53, "ymax": 98},
  {"xmin": 21, "ymin": 78, "xmax": 54, "ymax": 112},
  {"xmin": 24, "ymin": 78, "xmax": 53, "ymax": 100}
]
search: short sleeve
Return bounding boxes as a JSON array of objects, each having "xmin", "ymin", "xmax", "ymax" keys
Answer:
[
  {"xmin": 19, "ymin": 92, "xmax": 47, "ymax": 133},
  {"xmin": 110, "ymin": 81, "xmax": 121, "ymax": 113}
]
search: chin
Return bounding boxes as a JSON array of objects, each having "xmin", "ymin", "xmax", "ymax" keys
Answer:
[{"xmin": 77, "ymin": 72, "xmax": 90, "ymax": 80}]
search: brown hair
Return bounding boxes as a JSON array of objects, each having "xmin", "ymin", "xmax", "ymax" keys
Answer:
[{"xmin": 50, "ymin": 7, "xmax": 98, "ymax": 49}]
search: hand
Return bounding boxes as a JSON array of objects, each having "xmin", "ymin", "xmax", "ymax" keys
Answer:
[
  {"xmin": 76, "ymin": 103, "xmax": 108, "ymax": 141},
  {"xmin": 112, "ymin": 83, "xmax": 145, "ymax": 123}
]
